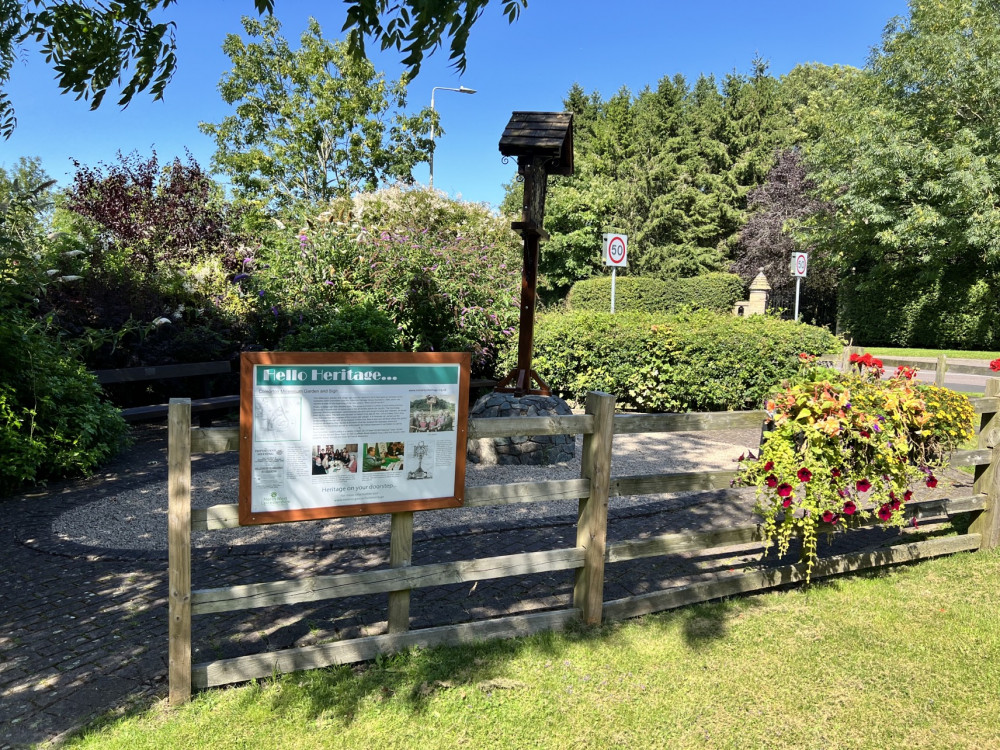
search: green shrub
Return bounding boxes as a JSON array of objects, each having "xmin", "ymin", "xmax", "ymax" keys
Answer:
[
  {"xmin": 568, "ymin": 272, "xmax": 745, "ymax": 314},
  {"xmin": 0, "ymin": 316, "xmax": 128, "ymax": 495},
  {"xmin": 278, "ymin": 304, "xmax": 402, "ymax": 352},
  {"xmin": 518, "ymin": 309, "xmax": 840, "ymax": 412}
]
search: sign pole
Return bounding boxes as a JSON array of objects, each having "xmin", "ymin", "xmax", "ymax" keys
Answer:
[
  {"xmin": 790, "ymin": 252, "xmax": 808, "ymax": 323},
  {"xmin": 794, "ymin": 276, "xmax": 801, "ymax": 323},
  {"xmin": 610, "ymin": 267, "xmax": 616, "ymax": 314}
]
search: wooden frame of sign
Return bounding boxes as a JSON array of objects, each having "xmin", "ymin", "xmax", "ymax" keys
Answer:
[{"xmin": 238, "ymin": 351, "xmax": 470, "ymax": 525}]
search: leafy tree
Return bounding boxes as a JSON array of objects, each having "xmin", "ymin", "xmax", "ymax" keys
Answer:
[
  {"xmin": 2, "ymin": 0, "xmax": 522, "ymax": 139},
  {"xmin": 731, "ymin": 149, "xmax": 836, "ymax": 324},
  {"xmin": 342, "ymin": 0, "xmax": 527, "ymax": 76},
  {"xmin": 801, "ymin": 0, "xmax": 1000, "ymax": 346},
  {"xmin": 64, "ymin": 150, "xmax": 247, "ymax": 270},
  {"xmin": 200, "ymin": 16, "xmax": 433, "ymax": 209}
]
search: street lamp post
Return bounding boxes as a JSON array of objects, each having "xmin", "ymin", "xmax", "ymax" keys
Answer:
[{"xmin": 429, "ymin": 85, "xmax": 476, "ymax": 189}]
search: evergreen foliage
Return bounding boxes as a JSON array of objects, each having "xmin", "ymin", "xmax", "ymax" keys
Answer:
[{"xmin": 504, "ymin": 61, "xmax": 797, "ymax": 295}]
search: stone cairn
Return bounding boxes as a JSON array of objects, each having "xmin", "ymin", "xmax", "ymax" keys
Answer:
[{"xmin": 467, "ymin": 392, "xmax": 575, "ymax": 466}]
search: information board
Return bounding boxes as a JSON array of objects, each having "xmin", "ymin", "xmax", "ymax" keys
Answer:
[{"xmin": 238, "ymin": 352, "xmax": 470, "ymax": 525}]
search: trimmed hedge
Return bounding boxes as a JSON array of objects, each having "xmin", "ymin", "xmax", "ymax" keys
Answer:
[
  {"xmin": 568, "ymin": 273, "xmax": 746, "ymax": 315},
  {"xmin": 519, "ymin": 309, "xmax": 840, "ymax": 412},
  {"xmin": 839, "ymin": 264, "xmax": 1000, "ymax": 349}
]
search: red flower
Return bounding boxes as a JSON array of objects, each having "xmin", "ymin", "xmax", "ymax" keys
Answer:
[
  {"xmin": 856, "ymin": 479, "xmax": 872, "ymax": 493},
  {"xmin": 782, "ymin": 497, "xmax": 793, "ymax": 508},
  {"xmin": 891, "ymin": 498, "xmax": 901, "ymax": 511},
  {"xmin": 878, "ymin": 504, "xmax": 892, "ymax": 521},
  {"xmin": 831, "ymin": 468, "xmax": 842, "ymax": 478},
  {"xmin": 903, "ymin": 490, "xmax": 913, "ymax": 502},
  {"xmin": 766, "ymin": 475, "xmax": 778, "ymax": 488},
  {"xmin": 859, "ymin": 430, "xmax": 871, "ymax": 439},
  {"xmin": 991, "ymin": 358, "xmax": 1000, "ymax": 372},
  {"xmin": 797, "ymin": 467, "xmax": 812, "ymax": 483},
  {"xmin": 777, "ymin": 483, "xmax": 793, "ymax": 498},
  {"xmin": 843, "ymin": 500, "xmax": 857, "ymax": 515},
  {"xmin": 764, "ymin": 461, "xmax": 774, "ymax": 472},
  {"xmin": 926, "ymin": 476, "xmax": 938, "ymax": 488},
  {"xmin": 821, "ymin": 510, "xmax": 838, "ymax": 524}
]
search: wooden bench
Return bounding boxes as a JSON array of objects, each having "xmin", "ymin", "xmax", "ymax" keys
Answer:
[{"xmin": 93, "ymin": 360, "xmax": 239, "ymax": 425}]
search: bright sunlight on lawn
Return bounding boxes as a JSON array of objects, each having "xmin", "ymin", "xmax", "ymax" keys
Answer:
[{"xmin": 67, "ymin": 548, "xmax": 1000, "ymax": 750}]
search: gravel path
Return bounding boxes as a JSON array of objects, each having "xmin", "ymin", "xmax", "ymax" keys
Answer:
[{"xmin": 51, "ymin": 423, "xmax": 764, "ymax": 554}]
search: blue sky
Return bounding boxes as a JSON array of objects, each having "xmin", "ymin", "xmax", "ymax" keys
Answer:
[{"xmin": 2, "ymin": 0, "xmax": 910, "ymax": 208}]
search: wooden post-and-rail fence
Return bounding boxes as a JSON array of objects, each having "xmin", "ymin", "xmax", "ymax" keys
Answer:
[{"xmin": 167, "ymin": 386, "xmax": 1000, "ymax": 705}]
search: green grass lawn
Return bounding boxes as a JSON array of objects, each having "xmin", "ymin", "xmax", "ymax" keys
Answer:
[
  {"xmin": 864, "ymin": 347, "xmax": 1000, "ymax": 361},
  {"xmin": 66, "ymin": 548, "xmax": 1000, "ymax": 750}
]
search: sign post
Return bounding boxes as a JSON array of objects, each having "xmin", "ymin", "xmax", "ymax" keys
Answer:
[
  {"xmin": 602, "ymin": 233, "xmax": 628, "ymax": 313},
  {"xmin": 790, "ymin": 252, "xmax": 808, "ymax": 322}
]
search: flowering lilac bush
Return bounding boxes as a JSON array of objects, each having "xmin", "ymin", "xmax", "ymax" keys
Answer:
[{"xmin": 243, "ymin": 188, "xmax": 522, "ymax": 376}]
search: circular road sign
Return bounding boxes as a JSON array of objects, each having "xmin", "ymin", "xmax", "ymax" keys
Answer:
[
  {"xmin": 607, "ymin": 235, "xmax": 627, "ymax": 267},
  {"xmin": 792, "ymin": 252, "xmax": 808, "ymax": 277}
]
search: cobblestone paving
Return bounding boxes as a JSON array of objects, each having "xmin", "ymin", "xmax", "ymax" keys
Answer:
[{"xmin": 0, "ymin": 429, "xmax": 973, "ymax": 748}]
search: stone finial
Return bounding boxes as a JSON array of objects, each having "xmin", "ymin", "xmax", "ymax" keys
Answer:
[{"xmin": 749, "ymin": 267, "xmax": 771, "ymax": 292}]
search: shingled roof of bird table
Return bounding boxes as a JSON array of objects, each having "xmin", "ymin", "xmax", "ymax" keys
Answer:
[{"xmin": 498, "ymin": 111, "xmax": 574, "ymax": 176}]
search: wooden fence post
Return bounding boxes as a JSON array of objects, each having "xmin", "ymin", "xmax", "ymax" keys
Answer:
[
  {"xmin": 574, "ymin": 391, "xmax": 615, "ymax": 625},
  {"xmin": 972, "ymin": 379, "xmax": 1000, "ymax": 550},
  {"xmin": 168, "ymin": 398, "xmax": 192, "ymax": 705},
  {"xmin": 387, "ymin": 511, "xmax": 414, "ymax": 633},
  {"xmin": 935, "ymin": 354, "xmax": 948, "ymax": 387},
  {"xmin": 840, "ymin": 346, "xmax": 863, "ymax": 372}
]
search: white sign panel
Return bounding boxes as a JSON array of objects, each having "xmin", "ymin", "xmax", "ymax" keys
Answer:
[
  {"xmin": 239, "ymin": 352, "xmax": 469, "ymax": 525},
  {"xmin": 603, "ymin": 233, "xmax": 628, "ymax": 267},
  {"xmin": 791, "ymin": 252, "xmax": 808, "ymax": 278}
]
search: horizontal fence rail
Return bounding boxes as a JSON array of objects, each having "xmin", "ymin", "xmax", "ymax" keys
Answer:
[{"xmin": 169, "ymin": 378, "xmax": 1000, "ymax": 703}]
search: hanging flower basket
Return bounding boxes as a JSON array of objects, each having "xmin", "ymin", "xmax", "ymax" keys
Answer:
[{"xmin": 737, "ymin": 355, "xmax": 975, "ymax": 579}]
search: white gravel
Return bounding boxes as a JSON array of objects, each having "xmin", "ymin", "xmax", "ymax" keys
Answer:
[{"xmin": 52, "ymin": 428, "xmax": 761, "ymax": 552}]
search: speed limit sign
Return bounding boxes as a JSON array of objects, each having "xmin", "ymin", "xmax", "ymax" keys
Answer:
[
  {"xmin": 791, "ymin": 252, "xmax": 808, "ymax": 278},
  {"xmin": 603, "ymin": 234, "xmax": 628, "ymax": 267}
]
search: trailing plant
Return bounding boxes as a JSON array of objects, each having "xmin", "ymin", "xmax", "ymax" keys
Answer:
[{"xmin": 737, "ymin": 357, "xmax": 975, "ymax": 579}]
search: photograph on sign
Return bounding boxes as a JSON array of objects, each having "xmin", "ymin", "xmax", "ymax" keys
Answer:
[
  {"xmin": 239, "ymin": 351, "xmax": 470, "ymax": 525},
  {"xmin": 602, "ymin": 233, "xmax": 628, "ymax": 267}
]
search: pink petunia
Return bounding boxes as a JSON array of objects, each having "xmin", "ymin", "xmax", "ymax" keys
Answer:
[
  {"xmin": 878, "ymin": 504, "xmax": 892, "ymax": 521},
  {"xmin": 821, "ymin": 510, "xmax": 837, "ymax": 524},
  {"xmin": 856, "ymin": 479, "xmax": 872, "ymax": 493},
  {"xmin": 926, "ymin": 476, "xmax": 938, "ymax": 488},
  {"xmin": 766, "ymin": 475, "xmax": 778, "ymax": 488},
  {"xmin": 777, "ymin": 483, "xmax": 793, "ymax": 498},
  {"xmin": 764, "ymin": 461, "xmax": 774, "ymax": 472},
  {"xmin": 782, "ymin": 497, "xmax": 793, "ymax": 508},
  {"xmin": 843, "ymin": 500, "xmax": 857, "ymax": 515},
  {"xmin": 797, "ymin": 467, "xmax": 813, "ymax": 483},
  {"xmin": 904, "ymin": 490, "xmax": 913, "ymax": 502},
  {"xmin": 831, "ymin": 468, "xmax": 842, "ymax": 478}
]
